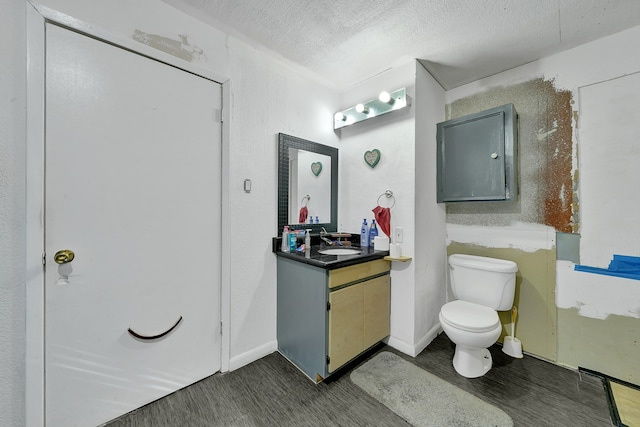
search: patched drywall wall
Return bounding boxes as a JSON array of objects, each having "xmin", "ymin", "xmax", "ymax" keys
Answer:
[
  {"xmin": 444, "ymin": 25, "xmax": 640, "ymax": 386},
  {"xmin": 447, "ymin": 225, "xmax": 557, "ymax": 361},
  {"xmin": 557, "ymin": 260, "xmax": 640, "ymax": 320},
  {"xmin": 442, "ymin": 78, "xmax": 572, "ymax": 363},
  {"xmin": 132, "ymin": 30, "xmax": 206, "ymax": 62},
  {"xmin": 554, "ymin": 201, "xmax": 640, "ymax": 386},
  {"xmin": 445, "ymin": 78, "xmax": 575, "ymax": 233},
  {"xmin": 558, "ymin": 308, "xmax": 640, "ymax": 384}
]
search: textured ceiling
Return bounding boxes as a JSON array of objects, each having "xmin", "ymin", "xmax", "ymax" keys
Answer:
[{"xmin": 162, "ymin": 0, "xmax": 640, "ymax": 90}]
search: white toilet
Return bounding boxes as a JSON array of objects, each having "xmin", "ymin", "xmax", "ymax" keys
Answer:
[{"xmin": 439, "ymin": 254, "xmax": 518, "ymax": 378}]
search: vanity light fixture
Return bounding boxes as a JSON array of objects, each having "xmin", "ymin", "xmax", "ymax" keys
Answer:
[{"xmin": 333, "ymin": 87, "xmax": 411, "ymax": 130}]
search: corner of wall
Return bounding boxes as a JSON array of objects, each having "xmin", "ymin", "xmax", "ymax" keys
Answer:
[{"xmin": 0, "ymin": 0, "xmax": 27, "ymax": 425}]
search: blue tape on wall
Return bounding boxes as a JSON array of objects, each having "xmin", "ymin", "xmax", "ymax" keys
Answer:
[{"xmin": 574, "ymin": 254, "xmax": 640, "ymax": 280}]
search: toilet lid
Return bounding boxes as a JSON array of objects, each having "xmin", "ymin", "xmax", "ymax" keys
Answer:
[{"xmin": 441, "ymin": 300, "xmax": 500, "ymax": 332}]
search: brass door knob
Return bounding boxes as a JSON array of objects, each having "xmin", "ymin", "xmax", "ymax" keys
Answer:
[{"xmin": 54, "ymin": 249, "xmax": 75, "ymax": 264}]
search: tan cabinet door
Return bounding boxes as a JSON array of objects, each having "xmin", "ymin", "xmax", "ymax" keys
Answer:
[
  {"xmin": 328, "ymin": 284, "xmax": 364, "ymax": 372},
  {"xmin": 364, "ymin": 275, "xmax": 391, "ymax": 349},
  {"xmin": 327, "ymin": 274, "xmax": 391, "ymax": 373}
]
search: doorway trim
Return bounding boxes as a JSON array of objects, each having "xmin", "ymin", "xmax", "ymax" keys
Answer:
[{"xmin": 25, "ymin": 3, "xmax": 231, "ymax": 425}]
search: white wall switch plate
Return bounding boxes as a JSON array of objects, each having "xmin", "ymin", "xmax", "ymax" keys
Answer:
[{"xmin": 394, "ymin": 227, "xmax": 404, "ymax": 243}]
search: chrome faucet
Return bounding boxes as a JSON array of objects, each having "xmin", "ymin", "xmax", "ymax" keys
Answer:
[
  {"xmin": 320, "ymin": 227, "xmax": 334, "ymax": 245},
  {"xmin": 320, "ymin": 227, "xmax": 345, "ymax": 246}
]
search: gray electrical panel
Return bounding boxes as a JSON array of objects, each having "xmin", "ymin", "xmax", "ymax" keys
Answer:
[{"xmin": 436, "ymin": 104, "xmax": 517, "ymax": 203}]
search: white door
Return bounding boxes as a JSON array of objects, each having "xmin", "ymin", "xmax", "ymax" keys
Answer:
[{"xmin": 44, "ymin": 24, "xmax": 222, "ymax": 427}]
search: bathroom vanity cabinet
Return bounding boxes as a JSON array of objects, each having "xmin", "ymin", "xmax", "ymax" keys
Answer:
[{"xmin": 277, "ymin": 257, "xmax": 390, "ymax": 382}]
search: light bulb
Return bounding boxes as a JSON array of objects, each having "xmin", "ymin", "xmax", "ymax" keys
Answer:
[
  {"xmin": 378, "ymin": 91, "xmax": 393, "ymax": 104},
  {"xmin": 334, "ymin": 112, "xmax": 346, "ymax": 122},
  {"xmin": 355, "ymin": 103, "xmax": 369, "ymax": 114}
]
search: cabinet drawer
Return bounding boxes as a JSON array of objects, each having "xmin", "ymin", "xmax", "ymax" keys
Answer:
[{"xmin": 327, "ymin": 259, "xmax": 390, "ymax": 289}]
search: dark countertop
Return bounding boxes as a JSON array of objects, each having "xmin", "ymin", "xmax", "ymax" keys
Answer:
[{"xmin": 272, "ymin": 235, "xmax": 389, "ymax": 270}]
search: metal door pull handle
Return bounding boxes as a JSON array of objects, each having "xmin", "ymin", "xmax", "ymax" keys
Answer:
[{"xmin": 128, "ymin": 316, "xmax": 182, "ymax": 340}]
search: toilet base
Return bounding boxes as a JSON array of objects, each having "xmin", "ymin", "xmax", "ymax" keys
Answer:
[{"xmin": 452, "ymin": 346, "xmax": 492, "ymax": 378}]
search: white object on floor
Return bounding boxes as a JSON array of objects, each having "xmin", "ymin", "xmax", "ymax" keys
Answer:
[
  {"xmin": 502, "ymin": 306, "xmax": 523, "ymax": 358},
  {"xmin": 502, "ymin": 336, "xmax": 523, "ymax": 358}
]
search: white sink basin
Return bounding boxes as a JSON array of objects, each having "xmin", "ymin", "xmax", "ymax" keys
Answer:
[{"xmin": 318, "ymin": 248, "xmax": 362, "ymax": 255}]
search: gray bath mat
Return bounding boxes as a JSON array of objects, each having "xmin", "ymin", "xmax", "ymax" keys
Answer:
[{"xmin": 351, "ymin": 352, "xmax": 513, "ymax": 427}]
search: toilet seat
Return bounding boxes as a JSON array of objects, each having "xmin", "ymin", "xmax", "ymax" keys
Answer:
[{"xmin": 440, "ymin": 300, "xmax": 500, "ymax": 333}]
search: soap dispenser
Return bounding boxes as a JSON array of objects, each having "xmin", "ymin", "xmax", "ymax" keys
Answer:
[
  {"xmin": 360, "ymin": 219, "xmax": 369, "ymax": 248},
  {"xmin": 369, "ymin": 219, "xmax": 378, "ymax": 248}
]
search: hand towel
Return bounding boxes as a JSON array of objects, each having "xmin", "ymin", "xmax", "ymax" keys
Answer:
[
  {"xmin": 372, "ymin": 205, "xmax": 391, "ymax": 237},
  {"xmin": 298, "ymin": 206, "xmax": 308, "ymax": 223}
]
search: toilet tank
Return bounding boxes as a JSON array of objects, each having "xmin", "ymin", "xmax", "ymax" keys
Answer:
[{"xmin": 448, "ymin": 254, "xmax": 518, "ymax": 310}]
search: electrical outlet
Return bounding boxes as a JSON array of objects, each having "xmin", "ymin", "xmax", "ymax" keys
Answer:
[{"xmin": 394, "ymin": 227, "xmax": 404, "ymax": 243}]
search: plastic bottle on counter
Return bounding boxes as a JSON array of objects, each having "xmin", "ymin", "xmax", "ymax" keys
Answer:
[
  {"xmin": 305, "ymin": 229, "xmax": 312, "ymax": 249},
  {"xmin": 369, "ymin": 219, "xmax": 378, "ymax": 248},
  {"xmin": 289, "ymin": 230, "xmax": 297, "ymax": 252},
  {"xmin": 315, "ymin": 216, "xmax": 319, "ymax": 224},
  {"xmin": 281, "ymin": 226, "xmax": 290, "ymax": 253},
  {"xmin": 360, "ymin": 219, "xmax": 369, "ymax": 248}
]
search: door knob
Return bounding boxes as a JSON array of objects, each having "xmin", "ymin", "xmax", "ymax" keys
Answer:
[{"xmin": 54, "ymin": 249, "xmax": 75, "ymax": 264}]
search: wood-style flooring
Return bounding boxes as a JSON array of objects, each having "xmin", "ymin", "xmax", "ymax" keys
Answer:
[{"xmin": 105, "ymin": 333, "xmax": 612, "ymax": 426}]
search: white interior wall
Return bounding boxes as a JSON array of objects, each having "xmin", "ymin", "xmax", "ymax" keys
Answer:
[
  {"xmin": 578, "ymin": 72, "xmax": 640, "ymax": 268},
  {"xmin": 414, "ymin": 63, "xmax": 447, "ymax": 353},
  {"xmin": 0, "ymin": 1, "xmax": 27, "ymax": 425},
  {"xmin": 225, "ymin": 36, "xmax": 340, "ymax": 367},
  {"xmin": 446, "ymin": 25, "xmax": 640, "ymax": 332},
  {"xmin": 337, "ymin": 62, "xmax": 421, "ymax": 354}
]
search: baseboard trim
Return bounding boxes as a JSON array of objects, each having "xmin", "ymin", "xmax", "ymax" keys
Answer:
[
  {"xmin": 387, "ymin": 323, "xmax": 442, "ymax": 357},
  {"xmin": 414, "ymin": 324, "xmax": 443, "ymax": 356},
  {"xmin": 386, "ymin": 336, "xmax": 414, "ymax": 356},
  {"xmin": 229, "ymin": 340, "xmax": 278, "ymax": 371}
]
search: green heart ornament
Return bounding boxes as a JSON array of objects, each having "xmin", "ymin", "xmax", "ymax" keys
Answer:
[
  {"xmin": 311, "ymin": 162, "xmax": 322, "ymax": 176},
  {"xmin": 364, "ymin": 149, "xmax": 381, "ymax": 168}
]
